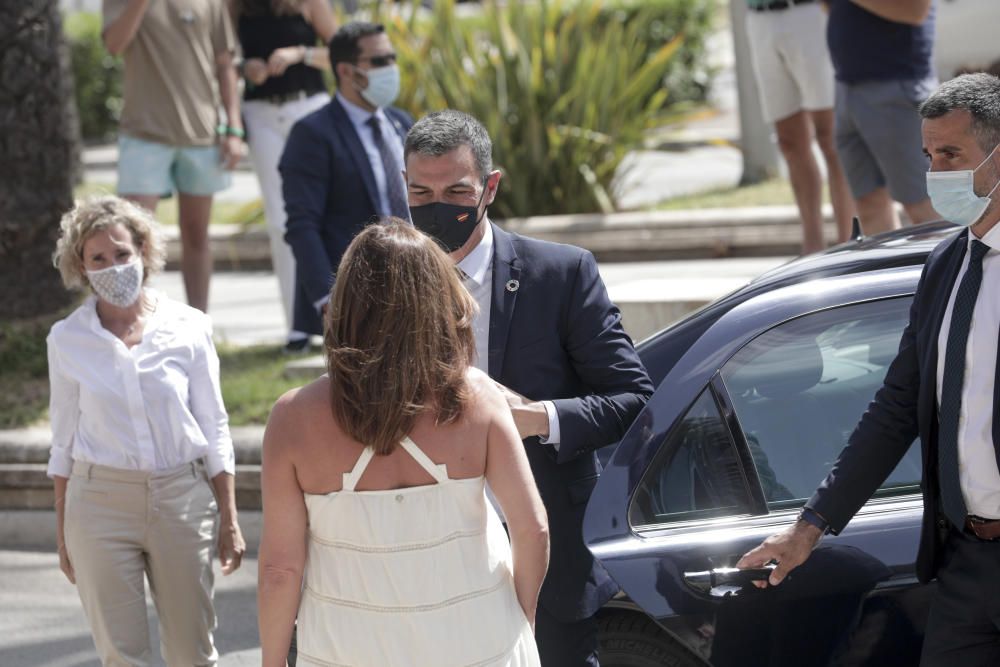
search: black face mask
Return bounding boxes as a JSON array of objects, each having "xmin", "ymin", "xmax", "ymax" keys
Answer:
[{"xmin": 409, "ymin": 183, "xmax": 488, "ymax": 253}]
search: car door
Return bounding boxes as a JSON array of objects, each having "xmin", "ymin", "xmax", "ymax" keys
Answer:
[{"xmin": 586, "ymin": 295, "xmax": 931, "ymax": 667}]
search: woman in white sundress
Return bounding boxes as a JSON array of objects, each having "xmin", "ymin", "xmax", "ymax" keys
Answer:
[{"xmin": 257, "ymin": 219, "xmax": 549, "ymax": 667}]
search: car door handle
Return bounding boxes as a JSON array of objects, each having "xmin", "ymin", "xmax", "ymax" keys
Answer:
[{"xmin": 683, "ymin": 564, "xmax": 777, "ymax": 597}]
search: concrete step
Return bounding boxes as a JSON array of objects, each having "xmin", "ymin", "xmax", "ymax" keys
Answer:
[
  {"xmin": 166, "ymin": 205, "xmax": 831, "ymax": 270},
  {"xmin": 0, "ymin": 463, "xmax": 263, "ymax": 511}
]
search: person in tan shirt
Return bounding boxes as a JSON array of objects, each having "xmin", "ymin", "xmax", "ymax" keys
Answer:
[{"xmin": 102, "ymin": 0, "xmax": 244, "ymax": 312}]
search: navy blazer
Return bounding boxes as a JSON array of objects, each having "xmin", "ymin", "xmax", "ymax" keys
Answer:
[
  {"xmin": 809, "ymin": 228, "xmax": 1000, "ymax": 583},
  {"xmin": 279, "ymin": 97, "xmax": 413, "ymax": 335},
  {"xmin": 488, "ymin": 224, "xmax": 655, "ymax": 622}
]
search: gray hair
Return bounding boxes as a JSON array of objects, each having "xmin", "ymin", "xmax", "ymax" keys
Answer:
[
  {"xmin": 920, "ymin": 73, "xmax": 1000, "ymax": 151},
  {"xmin": 53, "ymin": 195, "xmax": 166, "ymax": 290},
  {"xmin": 404, "ymin": 110, "xmax": 493, "ymax": 179}
]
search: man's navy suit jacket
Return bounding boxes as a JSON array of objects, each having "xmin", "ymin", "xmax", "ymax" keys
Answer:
[
  {"xmin": 279, "ymin": 97, "xmax": 413, "ymax": 335},
  {"xmin": 487, "ymin": 223, "xmax": 654, "ymax": 622},
  {"xmin": 809, "ymin": 228, "xmax": 1000, "ymax": 583}
]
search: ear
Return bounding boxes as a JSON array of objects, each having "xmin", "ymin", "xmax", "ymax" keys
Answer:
[
  {"xmin": 335, "ymin": 61, "xmax": 356, "ymax": 85},
  {"xmin": 483, "ymin": 170, "xmax": 502, "ymax": 206}
]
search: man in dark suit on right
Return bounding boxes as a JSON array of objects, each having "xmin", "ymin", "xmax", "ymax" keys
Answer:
[
  {"xmin": 280, "ymin": 21, "xmax": 412, "ymax": 342},
  {"xmin": 739, "ymin": 73, "xmax": 1000, "ymax": 665}
]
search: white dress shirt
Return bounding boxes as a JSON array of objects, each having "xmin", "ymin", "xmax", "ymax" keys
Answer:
[
  {"xmin": 47, "ymin": 291, "xmax": 235, "ymax": 480},
  {"xmin": 337, "ymin": 92, "xmax": 405, "ymax": 218},
  {"xmin": 936, "ymin": 223, "xmax": 1000, "ymax": 518},
  {"xmin": 457, "ymin": 221, "xmax": 561, "ymax": 446}
]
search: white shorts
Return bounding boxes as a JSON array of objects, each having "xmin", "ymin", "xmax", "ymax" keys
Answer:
[{"xmin": 745, "ymin": 3, "xmax": 835, "ymax": 123}]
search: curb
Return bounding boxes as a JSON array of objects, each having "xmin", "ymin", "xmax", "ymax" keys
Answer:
[{"xmin": 165, "ymin": 205, "xmax": 833, "ymax": 270}]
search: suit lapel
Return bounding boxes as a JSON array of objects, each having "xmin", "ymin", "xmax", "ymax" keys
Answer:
[
  {"xmin": 328, "ymin": 98, "xmax": 381, "ymax": 214},
  {"xmin": 488, "ymin": 223, "xmax": 522, "ymax": 379}
]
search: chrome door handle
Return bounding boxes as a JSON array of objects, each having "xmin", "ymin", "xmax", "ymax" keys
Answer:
[{"xmin": 683, "ymin": 564, "xmax": 777, "ymax": 597}]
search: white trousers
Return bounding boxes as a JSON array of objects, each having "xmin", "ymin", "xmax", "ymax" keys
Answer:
[{"xmin": 242, "ymin": 92, "xmax": 330, "ymax": 338}]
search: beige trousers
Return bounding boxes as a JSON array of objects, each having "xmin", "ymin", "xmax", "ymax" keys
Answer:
[{"xmin": 64, "ymin": 460, "xmax": 219, "ymax": 667}]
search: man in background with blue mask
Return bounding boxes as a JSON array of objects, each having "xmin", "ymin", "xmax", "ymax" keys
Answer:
[
  {"xmin": 739, "ymin": 73, "xmax": 1000, "ymax": 665},
  {"xmin": 279, "ymin": 21, "xmax": 413, "ymax": 346}
]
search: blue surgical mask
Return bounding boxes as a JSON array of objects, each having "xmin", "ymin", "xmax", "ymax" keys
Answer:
[
  {"xmin": 358, "ymin": 64, "xmax": 400, "ymax": 109},
  {"xmin": 926, "ymin": 144, "xmax": 1000, "ymax": 227}
]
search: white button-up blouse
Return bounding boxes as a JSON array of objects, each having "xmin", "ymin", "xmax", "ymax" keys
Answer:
[{"xmin": 46, "ymin": 291, "xmax": 235, "ymax": 479}]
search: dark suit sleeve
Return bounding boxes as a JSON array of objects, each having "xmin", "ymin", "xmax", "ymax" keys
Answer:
[
  {"xmin": 550, "ymin": 251, "xmax": 655, "ymax": 464},
  {"xmin": 280, "ymin": 120, "xmax": 335, "ymax": 309},
  {"xmin": 807, "ymin": 266, "xmax": 927, "ymax": 533}
]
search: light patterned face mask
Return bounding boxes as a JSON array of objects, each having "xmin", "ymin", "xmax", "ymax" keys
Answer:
[{"xmin": 86, "ymin": 258, "xmax": 143, "ymax": 308}]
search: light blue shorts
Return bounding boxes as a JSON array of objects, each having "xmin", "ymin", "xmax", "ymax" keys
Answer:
[{"xmin": 116, "ymin": 134, "xmax": 231, "ymax": 197}]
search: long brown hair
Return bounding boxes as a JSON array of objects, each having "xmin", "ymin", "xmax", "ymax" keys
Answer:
[{"xmin": 324, "ymin": 220, "xmax": 478, "ymax": 455}]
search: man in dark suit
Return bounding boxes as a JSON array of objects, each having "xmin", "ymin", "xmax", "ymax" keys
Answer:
[
  {"xmin": 279, "ymin": 21, "xmax": 413, "ymax": 341},
  {"xmin": 403, "ymin": 110, "xmax": 654, "ymax": 666},
  {"xmin": 739, "ymin": 73, "xmax": 1000, "ymax": 665}
]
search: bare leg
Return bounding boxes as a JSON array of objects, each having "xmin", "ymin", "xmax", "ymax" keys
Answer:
[
  {"xmin": 810, "ymin": 109, "xmax": 856, "ymax": 244},
  {"xmin": 177, "ymin": 193, "xmax": 213, "ymax": 312},
  {"xmin": 775, "ymin": 111, "xmax": 825, "ymax": 255},
  {"xmin": 122, "ymin": 194, "xmax": 160, "ymax": 215},
  {"xmin": 903, "ymin": 198, "xmax": 940, "ymax": 225},
  {"xmin": 856, "ymin": 187, "xmax": 900, "ymax": 235}
]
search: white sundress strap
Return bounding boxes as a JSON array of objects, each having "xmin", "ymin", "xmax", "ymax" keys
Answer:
[
  {"xmin": 341, "ymin": 447, "xmax": 376, "ymax": 492},
  {"xmin": 399, "ymin": 436, "xmax": 450, "ymax": 483}
]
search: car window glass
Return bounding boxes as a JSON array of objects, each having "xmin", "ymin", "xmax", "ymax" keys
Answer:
[
  {"xmin": 629, "ymin": 388, "xmax": 755, "ymax": 528},
  {"xmin": 720, "ymin": 297, "xmax": 921, "ymax": 509}
]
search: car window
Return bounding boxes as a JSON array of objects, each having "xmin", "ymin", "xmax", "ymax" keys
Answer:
[
  {"xmin": 720, "ymin": 297, "xmax": 921, "ymax": 509},
  {"xmin": 629, "ymin": 388, "xmax": 756, "ymax": 528}
]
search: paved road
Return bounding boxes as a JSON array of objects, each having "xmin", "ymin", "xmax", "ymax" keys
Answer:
[{"xmin": 0, "ymin": 550, "xmax": 262, "ymax": 666}]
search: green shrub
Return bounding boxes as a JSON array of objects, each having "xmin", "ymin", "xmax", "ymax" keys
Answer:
[
  {"xmin": 382, "ymin": 0, "xmax": 711, "ymax": 216},
  {"xmin": 64, "ymin": 11, "xmax": 123, "ymax": 142}
]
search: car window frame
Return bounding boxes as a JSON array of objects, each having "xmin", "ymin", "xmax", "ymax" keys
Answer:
[{"xmin": 629, "ymin": 295, "xmax": 923, "ymax": 538}]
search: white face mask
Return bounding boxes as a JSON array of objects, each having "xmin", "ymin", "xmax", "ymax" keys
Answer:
[
  {"xmin": 358, "ymin": 64, "xmax": 400, "ymax": 109},
  {"xmin": 926, "ymin": 144, "xmax": 1000, "ymax": 227},
  {"xmin": 87, "ymin": 258, "xmax": 143, "ymax": 308}
]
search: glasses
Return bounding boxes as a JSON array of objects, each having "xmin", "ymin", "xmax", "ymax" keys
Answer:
[{"xmin": 356, "ymin": 53, "xmax": 397, "ymax": 68}]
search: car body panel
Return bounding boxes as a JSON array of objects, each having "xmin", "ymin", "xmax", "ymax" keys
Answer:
[{"xmin": 586, "ymin": 223, "xmax": 958, "ymax": 666}]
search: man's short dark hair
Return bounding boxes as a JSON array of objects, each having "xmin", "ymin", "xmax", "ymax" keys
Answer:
[
  {"xmin": 920, "ymin": 73, "xmax": 1000, "ymax": 152},
  {"xmin": 404, "ymin": 110, "xmax": 493, "ymax": 180},
  {"xmin": 328, "ymin": 21, "xmax": 385, "ymax": 83}
]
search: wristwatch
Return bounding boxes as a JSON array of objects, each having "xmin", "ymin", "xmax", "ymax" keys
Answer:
[{"xmin": 797, "ymin": 507, "xmax": 829, "ymax": 534}]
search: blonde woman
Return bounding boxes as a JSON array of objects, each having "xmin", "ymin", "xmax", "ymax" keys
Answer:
[
  {"xmin": 258, "ymin": 220, "xmax": 549, "ymax": 666},
  {"xmin": 48, "ymin": 196, "xmax": 244, "ymax": 666}
]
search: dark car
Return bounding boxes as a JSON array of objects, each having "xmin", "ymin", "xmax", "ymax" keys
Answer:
[{"xmin": 585, "ymin": 222, "xmax": 959, "ymax": 667}]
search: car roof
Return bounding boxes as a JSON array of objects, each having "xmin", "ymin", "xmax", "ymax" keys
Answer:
[{"xmin": 638, "ymin": 220, "xmax": 957, "ymax": 384}]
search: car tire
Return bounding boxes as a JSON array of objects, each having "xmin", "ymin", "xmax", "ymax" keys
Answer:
[{"xmin": 599, "ymin": 612, "xmax": 704, "ymax": 667}]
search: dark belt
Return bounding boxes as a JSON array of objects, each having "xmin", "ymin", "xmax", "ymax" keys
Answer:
[
  {"xmin": 965, "ymin": 515, "xmax": 1000, "ymax": 541},
  {"xmin": 749, "ymin": 0, "xmax": 815, "ymax": 11}
]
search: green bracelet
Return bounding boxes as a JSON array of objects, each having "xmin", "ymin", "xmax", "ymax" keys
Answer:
[{"xmin": 217, "ymin": 124, "xmax": 245, "ymax": 139}]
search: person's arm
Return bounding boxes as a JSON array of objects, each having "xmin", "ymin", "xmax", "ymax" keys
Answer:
[
  {"xmin": 546, "ymin": 251, "xmax": 655, "ymax": 464},
  {"xmin": 102, "ymin": 0, "xmax": 150, "ymax": 56},
  {"xmin": 258, "ymin": 391, "xmax": 309, "ymax": 666},
  {"xmin": 188, "ymin": 321, "xmax": 244, "ymax": 573},
  {"xmin": 216, "ymin": 49, "xmax": 243, "ymax": 170},
  {"xmin": 302, "ymin": 0, "xmax": 338, "ymax": 43},
  {"xmin": 280, "ymin": 121, "xmax": 337, "ymax": 308},
  {"xmin": 850, "ymin": 0, "xmax": 931, "ymax": 26},
  {"xmin": 46, "ymin": 336, "xmax": 79, "ymax": 583},
  {"xmin": 482, "ymin": 381, "xmax": 549, "ymax": 629},
  {"xmin": 54, "ymin": 475, "xmax": 75, "ymax": 584}
]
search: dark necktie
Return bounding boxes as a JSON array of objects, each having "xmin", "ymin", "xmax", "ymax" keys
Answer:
[
  {"xmin": 938, "ymin": 239, "xmax": 990, "ymax": 529},
  {"xmin": 367, "ymin": 115, "xmax": 410, "ymax": 220}
]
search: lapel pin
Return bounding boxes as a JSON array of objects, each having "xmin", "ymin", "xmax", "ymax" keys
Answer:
[{"xmin": 505, "ymin": 279, "xmax": 519, "ymax": 293}]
